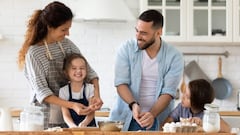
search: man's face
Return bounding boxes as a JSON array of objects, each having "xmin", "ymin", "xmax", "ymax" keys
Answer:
[{"xmin": 135, "ymin": 20, "xmax": 161, "ymax": 50}]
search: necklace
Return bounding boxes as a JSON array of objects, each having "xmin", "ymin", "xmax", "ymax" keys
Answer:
[{"xmin": 44, "ymin": 40, "xmax": 66, "ymax": 60}]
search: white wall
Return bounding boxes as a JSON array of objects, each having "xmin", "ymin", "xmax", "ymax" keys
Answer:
[{"xmin": 0, "ymin": 0, "xmax": 240, "ymax": 111}]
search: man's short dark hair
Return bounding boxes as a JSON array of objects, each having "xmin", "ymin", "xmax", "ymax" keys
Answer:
[{"xmin": 138, "ymin": 9, "xmax": 164, "ymax": 29}]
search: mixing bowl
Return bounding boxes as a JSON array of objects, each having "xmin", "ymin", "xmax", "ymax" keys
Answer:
[{"xmin": 98, "ymin": 121, "xmax": 124, "ymax": 131}]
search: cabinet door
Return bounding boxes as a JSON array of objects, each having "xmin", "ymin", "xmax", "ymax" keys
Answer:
[
  {"xmin": 140, "ymin": 0, "xmax": 187, "ymax": 42},
  {"xmin": 233, "ymin": 0, "xmax": 240, "ymax": 42},
  {"xmin": 188, "ymin": 0, "xmax": 232, "ymax": 42}
]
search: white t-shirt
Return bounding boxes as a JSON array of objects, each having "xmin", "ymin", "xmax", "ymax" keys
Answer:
[
  {"xmin": 139, "ymin": 50, "xmax": 158, "ymax": 112},
  {"xmin": 59, "ymin": 83, "xmax": 94, "ymax": 101}
]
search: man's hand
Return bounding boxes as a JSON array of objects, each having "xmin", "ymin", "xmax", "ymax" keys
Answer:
[
  {"xmin": 131, "ymin": 103, "xmax": 142, "ymax": 125},
  {"xmin": 138, "ymin": 112, "xmax": 155, "ymax": 129}
]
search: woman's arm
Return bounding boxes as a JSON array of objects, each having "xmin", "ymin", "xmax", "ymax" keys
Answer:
[
  {"xmin": 90, "ymin": 78, "xmax": 103, "ymax": 110},
  {"xmin": 44, "ymin": 95, "xmax": 92, "ymax": 115}
]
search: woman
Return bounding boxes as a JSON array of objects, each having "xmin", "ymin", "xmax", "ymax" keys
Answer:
[{"xmin": 18, "ymin": 1, "xmax": 103, "ymax": 128}]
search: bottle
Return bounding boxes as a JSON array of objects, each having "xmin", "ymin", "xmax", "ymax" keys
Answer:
[
  {"xmin": 202, "ymin": 104, "xmax": 220, "ymax": 133},
  {"xmin": 0, "ymin": 107, "xmax": 13, "ymax": 131},
  {"xmin": 237, "ymin": 90, "xmax": 240, "ymax": 111},
  {"xmin": 20, "ymin": 105, "xmax": 44, "ymax": 131}
]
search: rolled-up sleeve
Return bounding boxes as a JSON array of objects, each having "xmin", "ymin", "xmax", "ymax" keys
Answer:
[
  {"xmin": 114, "ymin": 42, "xmax": 131, "ymax": 86},
  {"xmin": 24, "ymin": 52, "xmax": 53, "ymax": 103},
  {"xmin": 160, "ymin": 46, "xmax": 184, "ymax": 98}
]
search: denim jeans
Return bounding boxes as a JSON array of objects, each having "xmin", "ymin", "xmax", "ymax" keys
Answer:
[{"xmin": 128, "ymin": 118, "xmax": 157, "ymax": 131}]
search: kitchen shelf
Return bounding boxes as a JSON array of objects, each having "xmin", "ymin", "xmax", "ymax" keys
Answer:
[{"xmin": 183, "ymin": 51, "xmax": 229, "ymax": 58}]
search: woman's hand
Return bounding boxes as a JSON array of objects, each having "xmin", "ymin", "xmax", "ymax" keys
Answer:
[
  {"xmin": 89, "ymin": 96, "xmax": 103, "ymax": 110},
  {"xmin": 72, "ymin": 102, "xmax": 92, "ymax": 115}
]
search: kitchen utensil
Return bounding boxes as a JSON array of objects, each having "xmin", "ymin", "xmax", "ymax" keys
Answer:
[
  {"xmin": 180, "ymin": 61, "xmax": 186, "ymax": 93},
  {"xmin": 184, "ymin": 60, "xmax": 210, "ymax": 82},
  {"xmin": 98, "ymin": 121, "xmax": 124, "ymax": 131},
  {"xmin": 237, "ymin": 90, "xmax": 240, "ymax": 110},
  {"xmin": 20, "ymin": 105, "xmax": 44, "ymax": 131},
  {"xmin": 203, "ymin": 104, "xmax": 220, "ymax": 133},
  {"xmin": 0, "ymin": 107, "xmax": 13, "ymax": 131},
  {"xmin": 212, "ymin": 57, "xmax": 232, "ymax": 100}
]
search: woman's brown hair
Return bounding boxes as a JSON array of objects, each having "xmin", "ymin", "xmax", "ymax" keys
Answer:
[{"xmin": 18, "ymin": 1, "xmax": 73, "ymax": 70}]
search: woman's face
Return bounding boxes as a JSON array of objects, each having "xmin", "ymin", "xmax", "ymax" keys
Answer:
[
  {"xmin": 47, "ymin": 20, "xmax": 72, "ymax": 43},
  {"xmin": 181, "ymin": 85, "xmax": 191, "ymax": 108},
  {"xmin": 67, "ymin": 58, "xmax": 87, "ymax": 83}
]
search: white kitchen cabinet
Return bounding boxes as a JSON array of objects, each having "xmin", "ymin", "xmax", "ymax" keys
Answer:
[
  {"xmin": 140, "ymin": 0, "xmax": 187, "ymax": 42},
  {"xmin": 188, "ymin": 0, "xmax": 232, "ymax": 42},
  {"xmin": 233, "ymin": 0, "xmax": 240, "ymax": 42},
  {"xmin": 140, "ymin": 0, "xmax": 237, "ymax": 43}
]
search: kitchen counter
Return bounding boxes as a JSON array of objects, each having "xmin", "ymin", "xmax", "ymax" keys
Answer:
[
  {"xmin": 9, "ymin": 110, "xmax": 240, "ymax": 117},
  {"xmin": 0, "ymin": 131, "xmax": 237, "ymax": 135},
  {"xmin": 219, "ymin": 111, "xmax": 240, "ymax": 116},
  {"xmin": 9, "ymin": 109, "xmax": 110, "ymax": 117}
]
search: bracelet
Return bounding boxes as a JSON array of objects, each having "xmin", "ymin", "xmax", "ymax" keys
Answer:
[{"xmin": 128, "ymin": 101, "xmax": 139, "ymax": 110}]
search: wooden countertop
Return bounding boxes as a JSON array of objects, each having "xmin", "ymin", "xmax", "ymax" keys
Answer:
[
  {"xmin": 219, "ymin": 111, "xmax": 240, "ymax": 116},
  {"xmin": 9, "ymin": 109, "xmax": 240, "ymax": 117},
  {"xmin": 0, "ymin": 131, "xmax": 236, "ymax": 135},
  {"xmin": 9, "ymin": 109, "xmax": 110, "ymax": 117}
]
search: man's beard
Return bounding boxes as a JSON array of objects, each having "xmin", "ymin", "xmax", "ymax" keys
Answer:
[{"xmin": 138, "ymin": 38, "xmax": 155, "ymax": 50}]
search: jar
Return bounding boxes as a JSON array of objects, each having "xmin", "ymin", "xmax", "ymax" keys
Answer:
[
  {"xmin": 202, "ymin": 104, "xmax": 220, "ymax": 133},
  {"xmin": 237, "ymin": 90, "xmax": 240, "ymax": 111},
  {"xmin": 20, "ymin": 105, "xmax": 44, "ymax": 131}
]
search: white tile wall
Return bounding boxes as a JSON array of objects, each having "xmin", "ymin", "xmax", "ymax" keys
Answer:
[{"xmin": 0, "ymin": 0, "xmax": 240, "ymax": 111}]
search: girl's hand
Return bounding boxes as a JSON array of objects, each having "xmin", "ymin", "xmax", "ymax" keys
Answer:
[
  {"xmin": 189, "ymin": 117, "xmax": 202, "ymax": 126},
  {"xmin": 72, "ymin": 102, "xmax": 92, "ymax": 115},
  {"xmin": 78, "ymin": 122, "xmax": 87, "ymax": 127}
]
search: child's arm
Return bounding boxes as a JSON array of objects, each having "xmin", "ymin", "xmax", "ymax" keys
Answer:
[
  {"xmin": 160, "ymin": 116, "xmax": 174, "ymax": 130},
  {"xmin": 79, "ymin": 97, "xmax": 95, "ymax": 127},
  {"xmin": 61, "ymin": 106, "xmax": 77, "ymax": 128},
  {"xmin": 78, "ymin": 111, "xmax": 95, "ymax": 127}
]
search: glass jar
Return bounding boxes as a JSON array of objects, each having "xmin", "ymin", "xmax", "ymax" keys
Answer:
[
  {"xmin": 202, "ymin": 104, "xmax": 220, "ymax": 133},
  {"xmin": 237, "ymin": 90, "xmax": 240, "ymax": 111},
  {"xmin": 19, "ymin": 105, "xmax": 44, "ymax": 131}
]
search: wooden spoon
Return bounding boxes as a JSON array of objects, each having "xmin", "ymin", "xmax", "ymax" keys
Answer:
[{"xmin": 180, "ymin": 61, "xmax": 186, "ymax": 93}]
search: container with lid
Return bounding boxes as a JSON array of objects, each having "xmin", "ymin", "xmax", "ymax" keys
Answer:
[
  {"xmin": 19, "ymin": 105, "xmax": 44, "ymax": 131},
  {"xmin": 237, "ymin": 90, "xmax": 240, "ymax": 111},
  {"xmin": 203, "ymin": 104, "xmax": 220, "ymax": 133}
]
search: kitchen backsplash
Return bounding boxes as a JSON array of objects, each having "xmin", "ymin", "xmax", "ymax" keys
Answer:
[{"xmin": 0, "ymin": 0, "xmax": 240, "ymax": 111}]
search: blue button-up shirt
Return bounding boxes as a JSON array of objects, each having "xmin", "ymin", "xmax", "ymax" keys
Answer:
[{"xmin": 109, "ymin": 38, "xmax": 184, "ymax": 131}]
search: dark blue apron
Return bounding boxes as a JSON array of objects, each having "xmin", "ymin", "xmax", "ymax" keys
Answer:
[{"xmin": 68, "ymin": 83, "xmax": 96, "ymax": 127}]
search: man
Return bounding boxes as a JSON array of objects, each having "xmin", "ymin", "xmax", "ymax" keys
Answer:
[{"xmin": 109, "ymin": 9, "xmax": 184, "ymax": 131}]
